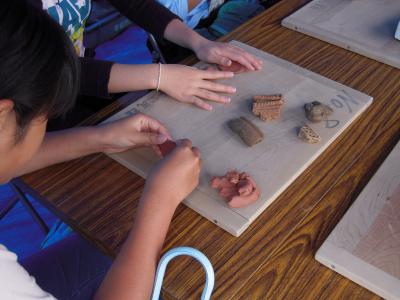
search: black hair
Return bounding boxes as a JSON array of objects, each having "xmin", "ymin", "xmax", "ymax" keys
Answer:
[{"xmin": 0, "ymin": 0, "xmax": 79, "ymax": 138}]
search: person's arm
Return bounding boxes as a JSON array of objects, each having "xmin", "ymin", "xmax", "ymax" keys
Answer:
[
  {"xmin": 79, "ymin": 58, "xmax": 114, "ymax": 98},
  {"xmin": 81, "ymin": 57, "xmax": 237, "ymax": 110},
  {"xmin": 16, "ymin": 114, "xmax": 170, "ymax": 176},
  {"xmin": 106, "ymin": 0, "xmax": 262, "ymax": 70},
  {"xmin": 164, "ymin": 19, "xmax": 263, "ymax": 71},
  {"xmin": 108, "ymin": 63, "xmax": 236, "ymax": 110},
  {"xmin": 95, "ymin": 139, "xmax": 201, "ymax": 300}
]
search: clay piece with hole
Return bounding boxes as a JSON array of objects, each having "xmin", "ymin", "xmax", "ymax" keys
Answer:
[
  {"xmin": 252, "ymin": 94, "xmax": 284, "ymax": 121},
  {"xmin": 228, "ymin": 116, "xmax": 264, "ymax": 146},
  {"xmin": 298, "ymin": 124, "xmax": 321, "ymax": 144},
  {"xmin": 304, "ymin": 101, "xmax": 333, "ymax": 123},
  {"xmin": 158, "ymin": 140, "xmax": 177, "ymax": 156},
  {"xmin": 218, "ymin": 61, "xmax": 249, "ymax": 74},
  {"xmin": 211, "ymin": 170, "xmax": 260, "ymax": 208}
]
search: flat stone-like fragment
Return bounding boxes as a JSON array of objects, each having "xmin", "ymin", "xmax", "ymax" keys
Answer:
[
  {"xmin": 298, "ymin": 124, "xmax": 321, "ymax": 144},
  {"xmin": 228, "ymin": 117, "xmax": 264, "ymax": 146},
  {"xmin": 304, "ymin": 101, "xmax": 333, "ymax": 123},
  {"xmin": 252, "ymin": 94, "xmax": 284, "ymax": 121}
]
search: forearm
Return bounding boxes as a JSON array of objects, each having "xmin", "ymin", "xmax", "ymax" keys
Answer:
[
  {"xmin": 95, "ymin": 192, "xmax": 177, "ymax": 300},
  {"xmin": 17, "ymin": 127, "xmax": 101, "ymax": 176},
  {"xmin": 108, "ymin": 64, "xmax": 159, "ymax": 94},
  {"xmin": 163, "ymin": 19, "xmax": 207, "ymax": 51}
]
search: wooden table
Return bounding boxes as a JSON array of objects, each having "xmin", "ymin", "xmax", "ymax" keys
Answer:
[{"xmin": 18, "ymin": 0, "xmax": 400, "ymax": 298}]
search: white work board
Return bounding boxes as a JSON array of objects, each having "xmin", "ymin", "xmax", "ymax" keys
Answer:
[
  {"xmin": 316, "ymin": 140, "xmax": 400, "ymax": 300},
  {"xmin": 282, "ymin": 0, "xmax": 400, "ymax": 69},
  {"xmin": 104, "ymin": 41, "xmax": 372, "ymax": 236}
]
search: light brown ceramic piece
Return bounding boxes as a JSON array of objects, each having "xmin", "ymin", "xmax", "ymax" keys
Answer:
[
  {"xmin": 298, "ymin": 124, "xmax": 321, "ymax": 144},
  {"xmin": 228, "ymin": 117, "xmax": 264, "ymax": 146},
  {"xmin": 304, "ymin": 101, "xmax": 333, "ymax": 122},
  {"xmin": 252, "ymin": 94, "xmax": 284, "ymax": 121},
  {"xmin": 211, "ymin": 170, "xmax": 260, "ymax": 208}
]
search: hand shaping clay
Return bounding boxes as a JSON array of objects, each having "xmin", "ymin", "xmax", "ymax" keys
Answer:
[
  {"xmin": 159, "ymin": 140, "xmax": 177, "ymax": 156},
  {"xmin": 218, "ymin": 61, "xmax": 249, "ymax": 74},
  {"xmin": 304, "ymin": 101, "xmax": 333, "ymax": 123},
  {"xmin": 298, "ymin": 124, "xmax": 321, "ymax": 144},
  {"xmin": 252, "ymin": 94, "xmax": 284, "ymax": 121},
  {"xmin": 228, "ymin": 117, "xmax": 264, "ymax": 146},
  {"xmin": 211, "ymin": 170, "xmax": 260, "ymax": 208}
]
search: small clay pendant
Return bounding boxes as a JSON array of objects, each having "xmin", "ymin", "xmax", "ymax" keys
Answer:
[
  {"xmin": 228, "ymin": 116, "xmax": 264, "ymax": 146},
  {"xmin": 298, "ymin": 124, "xmax": 321, "ymax": 144},
  {"xmin": 304, "ymin": 101, "xmax": 333, "ymax": 123},
  {"xmin": 252, "ymin": 94, "xmax": 284, "ymax": 121}
]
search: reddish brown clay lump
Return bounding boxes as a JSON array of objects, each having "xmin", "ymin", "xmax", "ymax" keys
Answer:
[
  {"xmin": 218, "ymin": 61, "xmax": 249, "ymax": 74},
  {"xmin": 158, "ymin": 140, "xmax": 177, "ymax": 156},
  {"xmin": 252, "ymin": 94, "xmax": 284, "ymax": 121},
  {"xmin": 211, "ymin": 170, "xmax": 260, "ymax": 208},
  {"xmin": 228, "ymin": 116, "xmax": 264, "ymax": 146}
]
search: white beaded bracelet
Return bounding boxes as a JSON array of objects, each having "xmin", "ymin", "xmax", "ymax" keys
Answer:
[{"xmin": 156, "ymin": 63, "xmax": 162, "ymax": 92}]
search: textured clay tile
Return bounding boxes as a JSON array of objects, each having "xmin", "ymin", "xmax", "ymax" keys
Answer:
[
  {"xmin": 252, "ymin": 94, "xmax": 284, "ymax": 121},
  {"xmin": 298, "ymin": 124, "xmax": 321, "ymax": 144}
]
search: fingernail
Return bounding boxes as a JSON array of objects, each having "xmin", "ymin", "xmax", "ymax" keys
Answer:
[
  {"xmin": 157, "ymin": 134, "xmax": 168, "ymax": 143},
  {"xmin": 206, "ymin": 104, "xmax": 213, "ymax": 110},
  {"xmin": 230, "ymin": 87, "xmax": 237, "ymax": 93},
  {"xmin": 224, "ymin": 97, "xmax": 231, "ymax": 103}
]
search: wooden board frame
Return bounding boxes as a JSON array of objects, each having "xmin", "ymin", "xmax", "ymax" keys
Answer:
[
  {"xmin": 282, "ymin": 0, "xmax": 400, "ymax": 69},
  {"xmin": 316, "ymin": 140, "xmax": 400, "ymax": 300},
  {"xmin": 104, "ymin": 41, "xmax": 372, "ymax": 236}
]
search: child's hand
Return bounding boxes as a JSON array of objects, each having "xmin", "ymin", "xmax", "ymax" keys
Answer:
[
  {"xmin": 193, "ymin": 40, "xmax": 263, "ymax": 72},
  {"xmin": 97, "ymin": 113, "xmax": 171, "ymax": 154},
  {"xmin": 160, "ymin": 64, "xmax": 237, "ymax": 111},
  {"xmin": 143, "ymin": 139, "xmax": 201, "ymax": 208}
]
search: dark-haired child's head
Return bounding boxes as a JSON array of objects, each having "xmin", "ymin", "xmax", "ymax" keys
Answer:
[{"xmin": 0, "ymin": 0, "xmax": 79, "ymax": 182}]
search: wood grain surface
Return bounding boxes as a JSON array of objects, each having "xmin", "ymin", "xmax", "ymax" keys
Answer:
[{"xmin": 19, "ymin": 0, "xmax": 400, "ymax": 299}]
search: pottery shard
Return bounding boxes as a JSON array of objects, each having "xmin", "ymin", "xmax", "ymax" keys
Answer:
[
  {"xmin": 252, "ymin": 94, "xmax": 284, "ymax": 121},
  {"xmin": 304, "ymin": 101, "xmax": 333, "ymax": 123},
  {"xmin": 210, "ymin": 170, "xmax": 260, "ymax": 208},
  {"xmin": 228, "ymin": 117, "xmax": 264, "ymax": 146},
  {"xmin": 298, "ymin": 124, "xmax": 321, "ymax": 144}
]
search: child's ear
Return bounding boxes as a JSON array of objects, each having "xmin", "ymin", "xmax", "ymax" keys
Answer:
[{"xmin": 0, "ymin": 99, "xmax": 14, "ymax": 131}]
